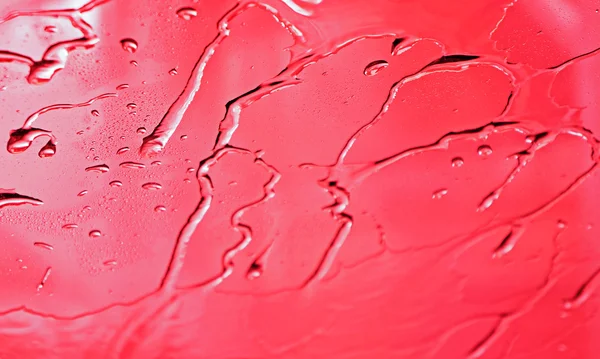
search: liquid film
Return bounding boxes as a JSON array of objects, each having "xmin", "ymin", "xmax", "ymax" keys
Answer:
[{"xmin": 0, "ymin": 0, "xmax": 599, "ymax": 358}]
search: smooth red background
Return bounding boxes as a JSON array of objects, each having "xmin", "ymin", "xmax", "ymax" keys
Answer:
[{"xmin": 0, "ymin": 0, "xmax": 599, "ymax": 358}]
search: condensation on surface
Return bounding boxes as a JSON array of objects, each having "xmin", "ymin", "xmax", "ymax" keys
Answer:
[{"xmin": 0, "ymin": 0, "xmax": 599, "ymax": 358}]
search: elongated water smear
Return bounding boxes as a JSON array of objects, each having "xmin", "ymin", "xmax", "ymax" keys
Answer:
[
  {"xmin": 0, "ymin": 191, "xmax": 43, "ymax": 209},
  {"xmin": 0, "ymin": 0, "xmax": 112, "ymax": 84}
]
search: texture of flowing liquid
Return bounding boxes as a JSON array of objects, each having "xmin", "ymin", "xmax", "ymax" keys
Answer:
[{"xmin": 0, "ymin": 0, "xmax": 599, "ymax": 358}]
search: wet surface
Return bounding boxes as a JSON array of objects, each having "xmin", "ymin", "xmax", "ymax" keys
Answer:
[{"xmin": 0, "ymin": 0, "xmax": 599, "ymax": 358}]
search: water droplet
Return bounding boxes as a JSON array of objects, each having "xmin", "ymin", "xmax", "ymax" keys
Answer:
[
  {"xmin": 130, "ymin": 60, "xmax": 138, "ymax": 67},
  {"xmin": 44, "ymin": 25, "xmax": 57, "ymax": 33},
  {"xmin": 151, "ymin": 160, "xmax": 162, "ymax": 166},
  {"xmin": 451, "ymin": 157, "xmax": 464, "ymax": 168},
  {"xmin": 85, "ymin": 164, "xmax": 110, "ymax": 173},
  {"xmin": 187, "ymin": 167, "xmax": 195, "ymax": 173},
  {"xmin": 116, "ymin": 147, "xmax": 130, "ymax": 155},
  {"xmin": 136, "ymin": 127, "xmax": 147, "ymax": 135},
  {"xmin": 37, "ymin": 267, "xmax": 52, "ymax": 292},
  {"xmin": 183, "ymin": 178, "xmax": 191, "ymax": 183},
  {"xmin": 38, "ymin": 141, "xmax": 56, "ymax": 158},
  {"xmin": 89, "ymin": 230, "xmax": 102, "ymax": 238},
  {"xmin": 169, "ymin": 68, "xmax": 178, "ymax": 76},
  {"xmin": 154, "ymin": 205, "xmax": 166, "ymax": 212},
  {"xmin": 364, "ymin": 60, "xmax": 389, "ymax": 76},
  {"xmin": 142, "ymin": 182, "xmax": 162, "ymax": 190},
  {"xmin": 247, "ymin": 262, "xmax": 263, "ymax": 279},
  {"xmin": 62, "ymin": 223, "xmax": 78, "ymax": 229},
  {"xmin": 180, "ymin": 135, "xmax": 187, "ymax": 141},
  {"xmin": 477, "ymin": 145, "xmax": 493, "ymax": 157},
  {"xmin": 116, "ymin": 84, "xmax": 129, "ymax": 90},
  {"xmin": 91, "ymin": 109, "xmax": 100, "ymax": 117},
  {"xmin": 120, "ymin": 161, "xmax": 146, "ymax": 169},
  {"xmin": 109, "ymin": 180, "xmax": 123, "ymax": 187},
  {"xmin": 34, "ymin": 242, "xmax": 54, "ymax": 251},
  {"xmin": 77, "ymin": 190, "xmax": 88, "ymax": 197},
  {"xmin": 120, "ymin": 38, "xmax": 138, "ymax": 53},
  {"xmin": 103, "ymin": 260, "xmax": 117, "ymax": 266},
  {"xmin": 176, "ymin": 7, "xmax": 198, "ymax": 20},
  {"xmin": 432, "ymin": 188, "xmax": 448, "ymax": 199},
  {"xmin": 82, "ymin": 205, "xmax": 92, "ymax": 212},
  {"xmin": 126, "ymin": 103, "xmax": 137, "ymax": 110},
  {"xmin": 557, "ymin": 220, "xmax": 567, "ymax": 229}
]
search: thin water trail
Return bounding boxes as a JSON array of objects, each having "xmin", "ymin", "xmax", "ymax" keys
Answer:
[{"xmin": 7, "ymin": 93, "xmax": 117, "ymax": 157}]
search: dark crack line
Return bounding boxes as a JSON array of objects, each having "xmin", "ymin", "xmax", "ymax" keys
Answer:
[{"xmin": 547, "ymin": 46, "xmax": 600, "ymax": 70}]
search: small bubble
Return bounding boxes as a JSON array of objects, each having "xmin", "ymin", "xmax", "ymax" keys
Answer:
[
  {"xmin": 169, "ymin": 68, "xmax": 178, "ymax": 76},
  {"xmin": 62, "ymin": 223, "xmax": 78, "ymax": 229},
  {"xmin": 432, "ymin": 188, "xmax": 448, "ymax": 199},
  {"xmin": 77, "ymin": 190, "xmax": 88, "ymax": 197},
  {"xmin": 151, "ymin": 160, "xmax": 162, "ymax": 166},
  {"xmin": 557, "ymin": 220, "xmax": 567, "ymax": 229},
  {"xmin": 82, "ymin": 205, "xmax": 92, "ymax": 212},
  {"xmin": 44, "ymin": 25, "xmax": 58, "ymax": 33},
  {"xmin": 142, "ymin": 182, "xmax": 162, "ymax": 190},
  {"xmin": 116, "ymin": 84, "xmax": 129, "ymax": 90},
  {"xmin": 109, "ymin": 180, "xmax": 123, "ymax": 188},
  {"xmin": 91, "ymin": 110, "xmax": 100, "ymax": 117},
  {"xmin": 154, "ymin": 205, "xmax": 167, "ymax": 212},
  {"xmin": 89, "ymin": 230, "xmax": 102, "ymax": 238},
  {"xmin": 364, "ymin": 60, "xmax": 389, "ymax": 77},
  {"xmin": 85, "ymin": 164, "xmax": 110, "ymax": 173},
  {"xmin": 477, "ymin": 145, "xmax": 493, "ymax": 157},
  {"xmin": 183, "ymin": 178, "xmax": 191, "ymax": 183},
  {"xmin": 136, "ymin": 127, "xmax": 147, "ymax": 135},
  {"xmin": 116, "ymin": 147, "xmax": 130, "ymax": 155},
  {"xmin": 451, "ymin": 157, "xmax": 464, "ymax": 168},
  {"xmin": 120, "ymin": 38, "xmax": 138, "ymax": 53},
  {"xmin": 103, "ymin": 260, "xmax": 117, "ymax": 266},
  {"xmin": 187, "ymin": 167, "xmax": 195, "ymax": 173},
  {"xmin": 130, "ymin": 60, "xmax": 138, "ymax": 67},
  {"xmin": 176, "ymin": 7, "xmax": 198, "ymax": 20},
  {"xmin": 180, "ymin": 135, "xmax": 187, "ymax": 141},
  {"xmin": 126, "ymin": 103, "xmax": 137, "ymax": 110}
]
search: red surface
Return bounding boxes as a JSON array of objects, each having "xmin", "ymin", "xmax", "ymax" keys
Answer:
[{"xmin": 0, "ymin": 0, "xmax": 599, "ymax": 358}]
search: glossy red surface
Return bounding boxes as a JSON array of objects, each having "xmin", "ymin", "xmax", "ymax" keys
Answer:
[{"xmin": 0, "ymin": 0, "xmax": 599, "ymax": 358}]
